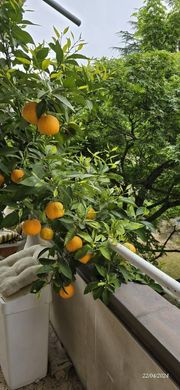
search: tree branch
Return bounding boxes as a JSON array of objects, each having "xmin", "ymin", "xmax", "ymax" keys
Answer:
[
  {"xmin": 120, "ymin": 141, "xmax": 134, "ymax": 178},
  {"xmin": 147, "ymin": 200, "xmax": 180, "ymax": 221},
  {"xmin": 155, "ymin": 226, "xmax": 178, "ymax": 260},
  {"xmin": 129, "ymin": 115, "xmax": 137, "ymax": 140},
  {"xmin": 146, "ymin": 249, "xmax": 180, "ymax": 253},
  {"xmin": 143, "ymin": 160, "xmax": 176, "ymax": 189},
  {"xmin": 135, "ymin": 160, "xmax": 176, "ymax": 207},
  {"xmin": 147, "ymin": 198, "xmax": 168, "ymax": 210}
]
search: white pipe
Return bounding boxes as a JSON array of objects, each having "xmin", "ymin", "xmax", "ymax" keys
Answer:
[
  {"xmin": 42, "ymin": 0, "xmax": 81, "ymax": 26},
  {"xmin": 111, "ymin": 243, "xmax": 180, "ymax": 300}
]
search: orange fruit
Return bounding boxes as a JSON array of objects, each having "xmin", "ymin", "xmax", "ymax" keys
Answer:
[
  {"xmin": 59, "ymin": 284, "xmax": 75, "ymax": 299},
  {"xmin": 66, "ymin": 236, "xmax": 83, "ymax": 253},
  {"xmin": 86, "ymin": 207, "xmax": 96, "ymax": 220},
  {"xmin": 21, "ymin": 102, "xmax": 38, "ymax": 125},
  {"xmin": 22, "ymin": 219, "xmax": 42, "ymax": 236},
  {"xmin": 0, "ymin": 173, "xmax": 5, "ymax": 187},
  {"xmin": 45, "ymin": 201, "xmax": 64, "ymax": 220},
  {"xmin": 37, "ymin": 114, "xmax": 60, "ymax": 136},
  {"xmin": 124, "ymin": 242, "xmax": 136, "ymax": 253},
  {"xmin": 40, "ymin": 227, "xmax": 54, "ymax": 240},
  {"xmin": 11, "ymin": 169, "xmax": 25, "ymax": 183},
  {"xmin": 79, "ymin": 253, "xmax": 93, "ymax": 264}
]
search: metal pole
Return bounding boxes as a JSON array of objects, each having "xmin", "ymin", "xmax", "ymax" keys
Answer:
[
  {"xmin": 42, "ymin": 0, "xmax": 81, "ymax": 26},
  {"xmin": 111, "ymin": 243, "xmax": 180, "ymax": 300}
]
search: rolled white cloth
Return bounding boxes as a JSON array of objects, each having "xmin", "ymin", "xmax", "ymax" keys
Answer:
[{"xmin": 0, "ymin": 235, "xmax": 51, "ymax": 298}]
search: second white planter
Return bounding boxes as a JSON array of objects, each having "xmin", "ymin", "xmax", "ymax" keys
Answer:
[{"xmin": 0, "ymin": 285, "xmax": 52, "ymax": 390}]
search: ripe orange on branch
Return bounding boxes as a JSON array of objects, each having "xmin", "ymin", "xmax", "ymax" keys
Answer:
[
  {"xmin": 40, "ymin": 227, "xmax": 54, "ymax": 240},
  {"xmin": 11, "ymin": 169, "xmax": 25, "ymax": 183},
  {"xmin": 45, "ymin": 201, "xmax": 64, "ymax": 220},
  {"xmin": 0, "ymin": 173, "xmax": 5, "ymax": 187},
  {"xmin": 66, "ymin": 236, "xmax": 83, "ymax": 252},
  {"xmin": 21, "ymin": 101, "xmax": 38, "ymax": 125},
  {"xmin": 124, "ymin": 242, "xmax": 136, "ymax": 253},
  {"xmin": 86, "ymin": 207, "xmax": 96, "ymax": 220},
  {"xmin": 59, "ymin": 284, "xmax": 75, "ymax": 299},
  {"xmin": 37, "ymin": 114, "xmax": 60, "ymax": 136},
  {"xmin": 22, "ymin": 219, "xmax": 42, "ymax": 236},
  {"xmin": 79, "ymin": 253, "xmax": 93, "ymax": 264}
]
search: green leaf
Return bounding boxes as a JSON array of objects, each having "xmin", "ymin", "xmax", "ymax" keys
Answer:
[
  {"xmin": 95, "ymin": 264, "xmax": 106, "ymax": 277},
  {"xmin": 16, "ymin": 57, "xmax": 31, "ymax": 65},
  {"xmin": 20, "ymin": 20, "xmax": 38, "ymax": 26},
  {"xmin": 78, "ymin": 231, "xmax": 93, "ymax": 243},
  {"xmin": 77, "ymin": 203, "xmax": 86, "ymax": 218},
  {"xmin": 125, "ymin": 222, "xmax": 144, "ymax": 230},
  {"xmin": 31, "ymin": 280, "xmax": 46, "ymax": 293},
  {"xmin": 1, "ymin": 211, "xmax": 19, "ymax": 228},
  {"xmin": 19, "ymin": 176, "xmax": 40, "ymax": 187},
  {"xmin": 0, "ymin": 162, "xmax": 9, "ymax": 175},
  {"xmin": 119, "ymin": 266, "xmax": 130, "ymax": 283},
  {"xmin": 93, "ymin": 286, "xmax": 104, "ymax": 300},
  {"xmin": 39, "ymin": 257, "xmax": 55, "ymax": 265},
  {"xmin": 52, "ymin": 282, "xmax": 61, "ymax": 293},
  {"xmin": 141, "ymin": 221, "xmax": 155, "ymax": 231},
  {"xmin": 53, "ymin": 94, "xmax": 74, "ymax": 111},
  {"xmin": 64, "ymin": 227, "xmax": 76, "ymax": 245},
  {"xmin": 31, "ymin": 162, "xmax": 45, "ymax": 178},
  {"xmin": 84, "ymin": 281, "xmax": 99, "ymax": 294},
  {"xmin": 99, "ymin": 242, "xmax": 111, "ymax": 260},
  {"xmin": 86, "ymin": 221, "xmax": 101, "ymax": 229},
  {"xmin": 109, "ymin": 274, "xmax": 121, "ymax": 288},
  {"xmin": 63, "ymin": 27, "xmax": 69, "ymax": 35},
  {"xmin": 111, "ymin": 210, "xmax": 128, "ymax": 219},
  {"xmin": 108, "ymin": 173, "xmax": 122, "ymax": 182},
  {"xmin": 42, "ymin": 59, "xmax": 51, "ymax": 70},
  {"xmin": 120, "ymin": 197, "xmax": 136, "ymax": 206},
  {"xmin": 86, "ymin": 100, "xmax": 93, "ymax": 111},
  {"xmin": 35, "ymin": 47, "xmax": 49, "ymax": 61},
  {"xmin": 53, "ymin": 26, "xmax": 60, "ymax": 38},
  {"xmin": 36, "ymin": 99, "xmax": 47, "ymax": 118},
  {"xmin": 59, "ymin": 263, "xmax": 72, "ymax": 279},
  {"xmin": 67, "ymin": 54, "xmax": 89, "ymax": 60},
  {"xmin": 36, "ymin": 265, "xmax": 53, "ymax": 275},
  {"xmin": 13, "ymin": 26, "xmax": 34, "ymax": 44},
  {"xmin": 102, "ymin": 289, "xmax": 111, "ymax": 305},
  {"xmin": 49, "ymin": 41, "xmax": 63, "ymax": 64},
  {"xmin": 149, "ymin": 282, "xmax": 164, "ymax": 294}
]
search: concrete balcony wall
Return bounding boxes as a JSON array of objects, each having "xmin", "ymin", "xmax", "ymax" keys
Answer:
[{"xmin": 50, "ymin": 275, "xmax": 179, "ymax": 390}]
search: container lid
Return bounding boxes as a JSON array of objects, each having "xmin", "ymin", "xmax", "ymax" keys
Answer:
[{"xmin": 0, "ymin": 285, "xmax": 52, "ymax": 315}]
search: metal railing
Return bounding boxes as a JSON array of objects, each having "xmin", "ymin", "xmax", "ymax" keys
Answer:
[
  {"xmin": 42, "ymin": 0, "xmax": 81, "ymax": 26},
  {"xmin": 111, "ymin": 243, "xmax": 180, "ymax": 300}
]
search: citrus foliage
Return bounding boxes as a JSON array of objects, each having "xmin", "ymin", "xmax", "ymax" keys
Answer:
[
  {"xmin": 77, "ymin": 53, "xmax": 180, "ymax": 223},
  {"xmin": 0, "ymin": 0, "xmax": 163, "ymax": 303}
]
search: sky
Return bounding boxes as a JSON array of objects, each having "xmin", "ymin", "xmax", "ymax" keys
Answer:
[{"xmin": 25, "ymin": 0, "xmax": 143, "ymax": 59}]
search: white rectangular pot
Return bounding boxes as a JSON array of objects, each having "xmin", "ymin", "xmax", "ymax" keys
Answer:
[{"xmin": 0, "ymin": 285, "xmax": 52, "ymax": 390}]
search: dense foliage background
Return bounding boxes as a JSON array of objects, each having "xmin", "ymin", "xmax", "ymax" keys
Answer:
[{"xmin": 0, "ymin": 0, "xmax": 179, "ymax": 301}]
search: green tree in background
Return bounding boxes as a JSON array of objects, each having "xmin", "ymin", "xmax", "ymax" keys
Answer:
[
  {"xmin": 116, "ymin": 0, "xmax": 180, "ymax": 54},
  {"xmin": 76, "ymin": 52, "xmax": 180, "ymax": 222},
  {"xmin": 75, "ymin": 0, "xmax": 180, "ymax": 223}
]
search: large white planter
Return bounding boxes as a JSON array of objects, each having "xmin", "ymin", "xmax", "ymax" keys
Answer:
[{"xmin": 0, "ymin": 285, "xmax": 52, "ymax": 390}]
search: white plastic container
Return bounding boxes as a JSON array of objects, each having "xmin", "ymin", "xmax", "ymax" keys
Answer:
[{"xmin": 0, "ymin": 286, "xmax": 52, "ymax": 390}]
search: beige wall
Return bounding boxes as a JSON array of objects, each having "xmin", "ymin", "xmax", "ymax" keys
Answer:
[{"xmin": 50, "ymin": 275, "xmax": 178, "ymax": 390}]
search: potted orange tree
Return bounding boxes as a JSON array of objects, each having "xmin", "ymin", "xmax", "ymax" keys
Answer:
[{"xmin": 0, "ymin": 0, "xmax": 159, "ymax": 303}]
